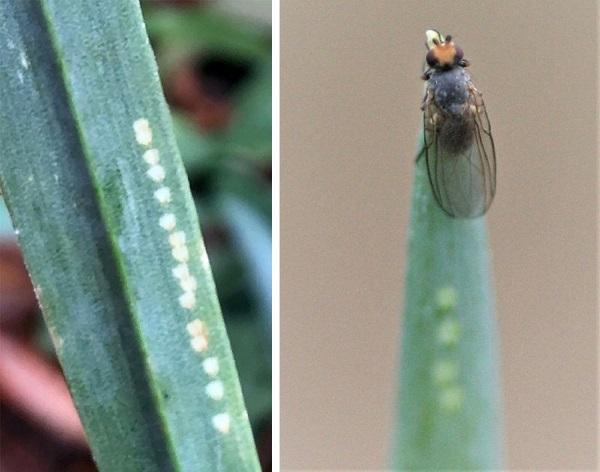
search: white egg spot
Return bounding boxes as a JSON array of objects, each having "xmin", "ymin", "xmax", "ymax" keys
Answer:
[
  {"xmin": 179, "ymin": 291, "xmax": 196, "ymax": 309},
  {"xmin": 436, "ymin": 286, "xmax": 458, "ymax": 311},
  {"xmin": 153, "ymin": 187, "xmax": 171, "ymax": 205},
  {"xmin": 211, "ymin": 413, "xmax": 230, "ymax": 434},
  {"xmin": 438, "ymin": 385, "xmax": 465, "ymax": 413},
  {"xmin": 432, "ymin": 359, "xmax": 459, "ymax": 386},
  {"xmin": 202, "ymin": 357, "xmax": 219, "ymax": 376},
  {"xmin": 133, "ymin": 118, "xmax": 152, "ymax": 146},
  {"xmin": 159, "ymin": 213, "xmax": 176, "ymax": 231},
  {"xmin": 147, "ymin": 165, "xmax": 166, "ymax": 182},
  {"xmin": 168, "ymin": 231, "xmax": 186, "ymax": 248},
  {"xmin": 143, "ymin": 149, "xmax": 160, "ymax": 165},
  {"xmin": 172, "ymin": 245, "xmax": 189, "ymax": 263},
  {"xmin": 172, "ymin": 263, "xmax": 190, "ymax": 280},
  {"xmin": 190, "ymin": 335, "xmax": 208, "ymax": 352},
  {"xmin": 186, "ymin": 319, "xmax": 205, "ymax": 337},
  {"xmin": 205, "ymin": 380, "xmax": 224, "ymax": 400},
  {"xmin": 437, "ymin": 318, "xmax": 461, "ymax": 346},
  {"xmin": 180, "ymin": 275, "xmax": 197, "ymax": 292}
]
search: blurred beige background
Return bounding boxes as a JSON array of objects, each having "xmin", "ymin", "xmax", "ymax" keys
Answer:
[{"xmin": 281, "ymin": 0, "xmax": 598, "ymax": 470}]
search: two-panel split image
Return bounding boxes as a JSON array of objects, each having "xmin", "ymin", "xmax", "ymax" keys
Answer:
[{"xmin": 0, "ymin": 1, "xmax": 597, "ymax": 471}]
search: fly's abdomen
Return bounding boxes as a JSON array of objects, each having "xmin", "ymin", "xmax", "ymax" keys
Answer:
[{"xmin": 438, "ymin": 115, "xmax": 474, "ymax": 155}]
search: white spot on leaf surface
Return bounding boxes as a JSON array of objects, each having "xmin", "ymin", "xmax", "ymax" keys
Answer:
[
  {"xmin": 154, "ymin": 187, "xmax": 171, "ymax": 205},
  {"xmin": 159, "ymin": 213, "xmax": 176, "ymax": 231},
  {"xmin": 212, "ymin": 413, "xmax": 230, "ymax": 434},
  {"xmin": 179, "ymin": 275, "xmax": 197, "ymax": 292},
  {"xmin": 147, "ymin": 165, "xmax": 166, "ymax": 183},
  {"xmin": 202, "ymin": 357, "xmax": 219, "ymax": 376},
  {"xmin": 206, "ymin": 380, "xmax": 224, "ymax": 400},
  {"xmin": 186, "ymin": 319, "xmax": 205, "ymax": 337},
  {"xmin": 190, "ymin": 335, "xmax": 208, "ymax": 352},
  {"xmin": 172, "ymin": 263, "xmax": 190, "ymax": 280},
  {"xmin": 143, "ymin": 149, "xmax": 160, "ymax": 165},
  {"xmin": 133, "ymin": 118, "xmax": 152, "ymax": 146},
  {"xmin": 179, "ymin": 291, "xmax": 196, "ymax": 309},
  {"xmin": 171, "ymin": 245, "xmax": 189, "ymax": 263},
  {"xmin": 168, "ymin": 231, "xmax": 186, "ymax": 248}
]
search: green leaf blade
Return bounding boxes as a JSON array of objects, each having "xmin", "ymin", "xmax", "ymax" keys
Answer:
[
  {"xmin": 393, "ymin": 136, "xmax": 503, "ymax": 470},
  {"xmin": 0, "ymin": 1, "xmax": 260, "ymax": 470}
]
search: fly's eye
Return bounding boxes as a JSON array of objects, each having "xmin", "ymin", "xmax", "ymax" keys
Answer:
[
  {"xmin": 454, "ymin": 46, "xmax": 464, "ymax": 61},
  {"xmin": 426, "ymin": 49, "xmax": 438, "ymax": 67}
]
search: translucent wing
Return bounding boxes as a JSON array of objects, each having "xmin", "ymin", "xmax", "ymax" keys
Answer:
[{"xmin": 423, "ymin": 85, "xmax": 496, "ymax": 218}]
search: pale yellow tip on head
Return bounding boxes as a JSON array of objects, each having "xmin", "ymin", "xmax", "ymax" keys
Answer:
[{"xmin": 426, "ymin": 29, "xmax": 444, "ymax": 50}]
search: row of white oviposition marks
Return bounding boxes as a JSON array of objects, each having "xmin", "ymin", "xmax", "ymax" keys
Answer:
[{"xmin": 133, "ymin": 118, "xmax": 229, "ymax": 434}]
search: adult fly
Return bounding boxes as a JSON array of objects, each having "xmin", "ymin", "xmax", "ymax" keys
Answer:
[{"xmin": 420, "ymin": 30, "xmax": 496, "ymax": 218}]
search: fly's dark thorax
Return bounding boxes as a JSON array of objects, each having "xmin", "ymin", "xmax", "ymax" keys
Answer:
[
  {"xmin": 429, "ymin": 67, "xmax": 470, "ymax": 114},
  {"xmin": 428, "ymin": 67, "xmax": 473, "ymax": 154}
]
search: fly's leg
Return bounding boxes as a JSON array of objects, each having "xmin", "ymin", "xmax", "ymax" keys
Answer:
[
  {"xmin": 467, "ymin": 82, "xmax": 485, "ymax": 113},
  {"xmin": 468, "ymin": 82, "xmax": 483, "ymax": 100},
  {"xmin": 466, "ymin": 82, "xmax": 482, "ymax": 112},
  {"xmin": 467, "ymin": 81, "xmax": 492, "ymax": 134},
  {"xmin": 418, "ymin": 89, "xmax": 435, "ymax": 163},
  {"xmin": 420, "ymin": 87, "xmax": 433, "ymax": 111}
]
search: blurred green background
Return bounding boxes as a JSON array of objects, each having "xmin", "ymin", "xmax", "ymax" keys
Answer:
[{"xmin": 0, "ymin": 1, "xmax": 271, "ymax": 470}]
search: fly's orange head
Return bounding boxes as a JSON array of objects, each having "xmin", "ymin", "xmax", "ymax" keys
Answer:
[{"xmin": 425, "ymin": 30, "xmax": 463, "ymax": 69}]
